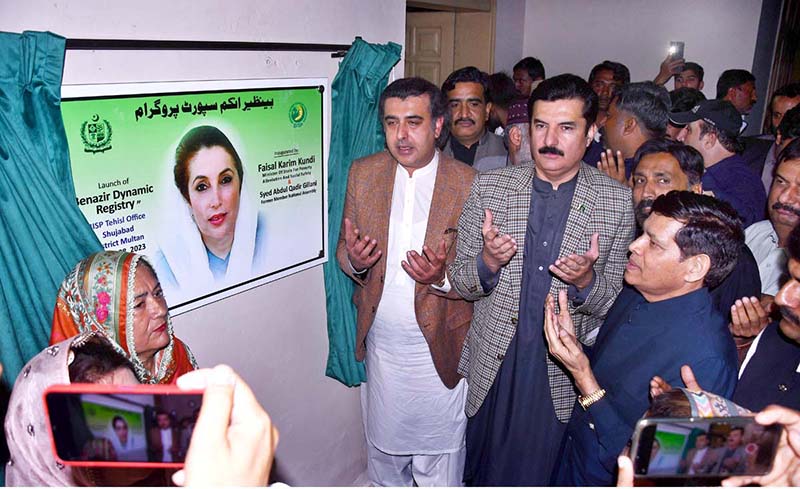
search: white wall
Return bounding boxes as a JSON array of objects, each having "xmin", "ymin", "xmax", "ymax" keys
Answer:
[
  {"xmin": 493, "ymin": 0, "xmax": 527, "ymax": 74},
  {"xmin": 521, "ymin": 0, "xmax": 763, "ymax": 97},
  {"xmin": 0, "ymin": 0, "xmax": 406, "ymax": 485}
]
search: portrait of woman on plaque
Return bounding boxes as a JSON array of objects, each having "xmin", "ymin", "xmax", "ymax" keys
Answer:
[{"xmin": 153, "ymin": 125, "xmax": 269, "ymax": 305}]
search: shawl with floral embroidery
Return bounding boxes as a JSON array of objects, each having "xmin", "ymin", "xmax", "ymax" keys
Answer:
[{"xmin": 50, "ymin": 251, "xmax": 197, "ymax": 384}]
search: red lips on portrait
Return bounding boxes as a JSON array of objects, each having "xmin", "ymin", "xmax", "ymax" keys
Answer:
[
  {"xmin": 208, "ymin": 213, "xmax": 227, "ymax": 226},
  {"xmin": 154, "ymin": 323, "xmax": 167, "ymax": 334}
]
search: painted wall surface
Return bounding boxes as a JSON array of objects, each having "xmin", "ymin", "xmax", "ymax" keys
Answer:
[
  {"xmin": 493, "ymin": 0, "xmax": 527, "ymax": 75},
  {"xmin": 0, "ymin": 0, "xmax": 405, "ymax": 485},
  {"xmin": 522, "ymin": 0, "xmax": 764, "ymax": 99}
]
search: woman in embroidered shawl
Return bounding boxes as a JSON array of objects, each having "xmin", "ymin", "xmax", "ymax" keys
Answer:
[
  {"xmin": 50, "ymin": 251, "xmax": 197, "ymax": 384},
  {"xmin": 5, "ymin": 332, "xmax": 171, "ymax": 486}
]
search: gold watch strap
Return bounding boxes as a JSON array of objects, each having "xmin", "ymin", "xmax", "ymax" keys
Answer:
[{"xmin": 578, "ymin": 388, "xmax": 607, "ymax": 410}]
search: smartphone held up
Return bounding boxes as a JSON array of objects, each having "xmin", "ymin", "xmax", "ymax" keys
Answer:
[
  {"xmin": 630, "ymin": 416, "xmax": 782, "ymax": 479},
  {"xmin": 44, "ymin": 384, "xmax": 204, "ymax": 468},
  {"xmin": 669, "ymin": 41, "xmax": 685, "ymax": 61}
]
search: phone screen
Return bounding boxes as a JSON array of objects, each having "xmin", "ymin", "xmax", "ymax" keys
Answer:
[
  {"xmin": 45, "ymin": 388, "xmax": 203, "ymax": 466},
  {"xmin": 632, "ymin": 417, "xmax": 781, "ymax": 478},
  {"xmin": 669, "ymin": 41, "xmax": 685, "ymax": 60}
]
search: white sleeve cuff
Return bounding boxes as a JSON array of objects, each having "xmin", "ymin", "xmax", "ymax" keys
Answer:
[
  {"xmin": 348, "ymin": 257, "xmax": 367, "ymax": 275},
  {"xmin": 431, "ymin": 274, "xmax": 452, "ymax": 293}
]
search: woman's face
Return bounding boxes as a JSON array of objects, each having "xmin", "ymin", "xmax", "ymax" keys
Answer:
[
  {"xmin": 132, "ymin": 265, "xmax": 170, "ymax": 364},
  {"xmin": 113, "ymin": 419, "xmax": 129, "ymax": 444},
  {"xmin": 186, "ymin": 146, "xmax": 241, "ymax": 250}
]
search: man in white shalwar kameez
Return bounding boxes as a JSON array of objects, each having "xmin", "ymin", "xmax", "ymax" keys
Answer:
[{"xmin": 337, "ymin": 77, "xmax": 477, "ymax": 486}]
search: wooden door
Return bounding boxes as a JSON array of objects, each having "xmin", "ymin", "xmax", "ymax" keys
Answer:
[{"xmin": 405, "ymin": 12, "xmax": 455, "ymax": 86}]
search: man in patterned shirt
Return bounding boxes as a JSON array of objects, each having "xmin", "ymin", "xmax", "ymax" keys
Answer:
[{"xmin": 449, "ymin": 74, "xmax": 635, "ymax": 485}]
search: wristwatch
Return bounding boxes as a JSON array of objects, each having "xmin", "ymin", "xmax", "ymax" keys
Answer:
[
  {"xmin": 578, "ymin": 388, "xmax": 606, "ymax": 410},
  {"xmin": 433, "ymin": 276, "xmax": 446, "ymax": 288}
]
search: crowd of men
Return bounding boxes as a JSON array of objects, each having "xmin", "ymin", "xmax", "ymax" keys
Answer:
[{"xmin": 336, "ymin": 54, "xmax": 800, "ymax": 486}]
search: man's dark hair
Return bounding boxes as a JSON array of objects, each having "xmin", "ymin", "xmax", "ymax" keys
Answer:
[
  {"xmin": 670, "ymin": 87, "xmax": 707, "ymax": 113},
  {"xmin": 632, "ymin": 138, "xmax": 704, "ymax": 186},
  {"xmin": 778, "ymin": 136, "xmax": 800, "ymax": 166},
  {"xmin": 488, "ymin": 72, "xmax": 518, "ymax": 109},
  {"xmin": 769, "ymin": 82, "xmax": 800, "ymax": 132},
  {"xmin": 771, "ymin": 82, "xmax": 800, "ymax": 102},
  {"xmin": 650, "ymin": 191, "xmax": 744, "ymax": 288},
  {"xmin": 730, "ymin": 427, "xmax": 745, "ymax": 436},
  {"xmin": 513, "ymin": 56, "xmax": 545, "ymax": 81},
  {"xmin": 379, "ymin": 77, "xmax": 448, "ymax": 145},
  {"xmin": 528, "ymin": 73, "xmax": 598, "ymax": 130},
  {"xmin": 588, "ymin": 60, "xmax": 631, "ymax": 85},
  {"xmin": 716, "ymin": 69, "xmax": 756, "ymax": 99},
  {"xmin": 682, "ymin": 62, "xmax": 705, "ymax": 82},
  {"xmin": 68, "ymin": 334, "xmax": 136, "ymax": 383},
  {"xmin": 613, "ymin": 81, "xmax": 671, "ymax": 139},
  {"xmin": 787, "ymin": 219, "xmax": 800, "ymax": 262},
  {"xmin": 778, "ymin": 105, "xmax": 800, "ymax": 141},
  {"xmin": 441, "ymin": 66, "xmax": 490, "ymax": 100},
  {"xmin": 699, "ymin": 121, "xmax": 744, "ymax": 154},
  {"xmin": 113, "ymin": 415, "xmax": 127, "ymax": 428}
]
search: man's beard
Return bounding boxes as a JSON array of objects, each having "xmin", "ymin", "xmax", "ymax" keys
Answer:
[{"xmin": 635, "ymin": 199, "xmax": 654, "ymax": 227}]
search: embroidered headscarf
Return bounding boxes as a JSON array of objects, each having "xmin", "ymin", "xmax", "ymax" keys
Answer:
[
  {"xmin": 679, "ymin": 388, "xmax": 752, "ymax": 418},
  {"xmin": 50, "ymin": 251, "xmax": 197, "ymax": 384},
  {"xmin": 5, "ymin": 332, "xmax": 171, "ymax": 486},
  {"xmin": 5, "ymin": 333, "xmax": 103, "ymax": 486}
]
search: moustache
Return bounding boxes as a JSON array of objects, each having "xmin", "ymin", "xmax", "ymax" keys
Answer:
[
  {"xmin": 772, "ymin": 201, "xmax": 800, "ymax": 218},
  {"xmin": 634, "ymin": 199, "xmax": 654, "ymax": 226},
  {"xmin": 538, "ymin": 146, "xmax": 565, "ymax": 156},
  {"xmin": 455, "ymin": 118, "xmax": 475, "ymax": 125},
  {"xmin": 780, "ymin": 305, "xmax": 800, "ymax": 328}
]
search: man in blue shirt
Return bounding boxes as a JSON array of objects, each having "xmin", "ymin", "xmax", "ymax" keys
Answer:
[
  {"xmin": 672, "ymin": 99, "xmax": 767, "ymax": 228},
  {"xmin": 546, "ymin": 191, "xmax": 740, "ymax": 486}
]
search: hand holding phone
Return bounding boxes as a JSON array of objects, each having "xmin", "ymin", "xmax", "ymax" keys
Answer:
[
  {"xmin": 171, "ymin": 365, "xmax": 278, "ymax": 487},
  {"xmin": 722, "ymin": 405, "xmax": 800, "ymax": 487},
  {"xmin": 44, "ymin": 384, "xmax": 204, "ymax": 468},
  {"xmin": 630, "ymin": 416, "xmax": 782, "ymax": 479}
]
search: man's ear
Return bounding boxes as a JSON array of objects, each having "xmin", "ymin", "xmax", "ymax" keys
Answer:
[
  {"xmin": 623, "ymin": 116, "xmax": 638, "ymax": 136},
  {"xmin": 586, "ymin": 123, "xmax": 597, "ymax": 148},
  {"xmin": 484, "ymin": 102, "xmax": 493, "ymax": 122},
  {"xmin": 698, "ymin": 80, "xmax": 705, "ymax": 91},
  {"xmin": 776, "ymin": 131, "xmax": 783, "ymax": 147},
  {"xmin": 701, "ymin": 130, "xmax": 717, "ymax": 150},
  {"xmin": 690, "ymin": 182, "xmax": 703, "ymax": 195},
  {"xmin": 433, "ymin": 115, "xmax": 445, "ymax": 139},
  {"xmin": 684, "ymin": 253, "xmax": 711, "ymax": 285},
  {"xmin": 508, "ymin": 125, "xmax": 522, "ymax": 149}
]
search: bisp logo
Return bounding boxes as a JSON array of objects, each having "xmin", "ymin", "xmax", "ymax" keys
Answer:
[
  {"xmin": 289, "ymin": 102, "xmax": 307, "ymax": 128},
  {"xmin": 80, "ymin": 114, "xmax": 113, "ymax": 154}
]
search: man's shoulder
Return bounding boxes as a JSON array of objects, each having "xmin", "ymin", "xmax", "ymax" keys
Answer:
[
  {"xmin": 480, "ymin": 131, "xmax": 507, "ymax": 155},
  {"xmin": 745, "ymin": 219, "xmax": 776, "ymax": 240},
  {"xmin": 440, "ymin": 153, "xmax": 478, "ymax": 180},
  {"xmin": 474, "ymin": 163, "xmax": 533, "ymax": 191},
  {"xmin": 352, "ymin": 150, "xmax": 392, "ymax": 169}
]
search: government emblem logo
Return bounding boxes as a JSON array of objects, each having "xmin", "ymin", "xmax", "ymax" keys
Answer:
[
  {"xmin": 289, "ymin": 102, "xmax": 307, "ymax": 128},
  {"xmin": 80, "ymin": 114, "xmax": 113, "ymax": 154}
]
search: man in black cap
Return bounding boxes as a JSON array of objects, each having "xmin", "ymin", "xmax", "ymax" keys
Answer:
[
  {"xmin": 672, "ymin": 99, "xmax": 766, "ymax": 228},
  {"xmin": 502, "ymin": 97, "xmax": 533, "ymax": 166}
]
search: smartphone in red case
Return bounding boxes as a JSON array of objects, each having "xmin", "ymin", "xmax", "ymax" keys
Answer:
[{"xmin": 44, "ymin": 383, "xmax": 203, "ymax": 468}]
